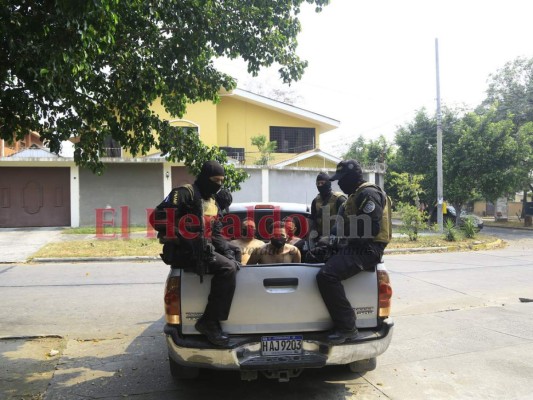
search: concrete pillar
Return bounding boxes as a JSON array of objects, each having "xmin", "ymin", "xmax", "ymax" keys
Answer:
[
  {"xmin": 261, "ymin": 168, "xmax": 269, "ymax": 202},
  {"xmin": 163, "ymin": 163, "xmax": 172, "ymax": 196},
  {"xmin": 70, "ymin": 165, "xmax": 80, "ymax": 227}
]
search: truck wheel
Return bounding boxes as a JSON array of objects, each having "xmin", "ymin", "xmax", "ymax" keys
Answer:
[
  {"xmin": 348, "ymin": 357, "xmax": 377, "ymax": 373},
  {"xmin": 169, "ymin": 356, "xmax": 200, "ymax": 379}
]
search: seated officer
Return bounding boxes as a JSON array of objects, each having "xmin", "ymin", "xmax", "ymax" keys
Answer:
[{"xmin": 247, "ymin": 221, "xmax": 301, "ymax": 265}]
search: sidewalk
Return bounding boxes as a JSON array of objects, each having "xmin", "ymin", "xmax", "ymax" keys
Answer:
[{"xmin": 0, "ymin": 227, "xmax": 64, "ymax": 263}]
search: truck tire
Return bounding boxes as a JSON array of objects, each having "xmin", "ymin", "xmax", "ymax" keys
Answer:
[
  {"xmin": 348, "ymin": 357, "xmax": 377, "ymax": 373},
  {"xmin": 169, "ymin": 356, "xmax": 200, "ymax": 379}
]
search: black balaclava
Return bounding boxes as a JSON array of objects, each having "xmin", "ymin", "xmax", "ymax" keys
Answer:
[
  {"xmin": 316, "ymin": 172, "xmax": 332, "ymax": 197},
  {"xmin": 336, "ymin": 160, "xmax": 364, "ymax": 195},
  {"xmin": 195, "ymin": 161, "xmax": 225, "ymax": 199},
  {"xmin": 270, "ymin": 237, "xmax": 287, "ymax": 249}
]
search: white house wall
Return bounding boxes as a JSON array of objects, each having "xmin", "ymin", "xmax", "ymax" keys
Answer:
[{"xmin": 79, "ymin": 164, "xmax": 164, "ymax": 227}]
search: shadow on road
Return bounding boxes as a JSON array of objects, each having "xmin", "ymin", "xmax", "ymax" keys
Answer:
[
  {"xmin": 42, "ymin": 317, "xmax": 378, "ymax": 400},
  {"xmin": 0, "ymin": 336, "xmax": 67, "ymax": 400}
]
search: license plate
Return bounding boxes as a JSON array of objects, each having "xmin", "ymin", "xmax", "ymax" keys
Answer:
[{"xmin": 261, "ymin": 335, "xmax": 303, "ymax": 356}]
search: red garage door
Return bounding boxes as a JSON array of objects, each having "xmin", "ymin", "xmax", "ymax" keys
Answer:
[{"xmin": 0, "ymin": 167, "xmax": 71, "ymax": 227}]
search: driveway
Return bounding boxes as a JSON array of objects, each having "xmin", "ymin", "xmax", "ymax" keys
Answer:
[{"xmin": 0, "ymin": 227, "xmax": 64, "ymax": 263}]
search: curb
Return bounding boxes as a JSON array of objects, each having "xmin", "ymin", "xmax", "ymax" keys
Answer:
[
  {"xmin": 483, "ymin": 224, "xmax": 533, "ymax": 231},
  {"xmin": 385, "ymin": 246, "xmax": 448, "ymax": 254},
  {"xmin": 384, "ymin": 238, "xmax": 505, "ymax": 255}
]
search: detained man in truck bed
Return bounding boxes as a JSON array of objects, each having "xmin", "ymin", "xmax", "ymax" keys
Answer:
[
  {"xmin": 317, "ymin": 160, "xmax": 392, "ymax": 344},
  {"xmin": 229, "ymin": 218, "xmax": 264, "ymax": 265},
  {"xmin": 247, "ymin": 221, "xmax": 301, "ymax": 265}
]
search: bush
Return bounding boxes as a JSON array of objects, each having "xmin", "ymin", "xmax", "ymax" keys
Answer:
[
  {"xmin": 444, "ymin": 219, "xmax": 458, "ymax": 241},
  {"xmin": 398, "ymin": 202, "xmax": 428, "ymax": 241},
  {"xmin": 461, "ymin": 217, "xmax": 477, "ymax": 238}
]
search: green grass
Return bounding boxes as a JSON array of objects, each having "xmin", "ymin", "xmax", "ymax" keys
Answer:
[
  {"xmin": 388, "ymin": 233, "xmax": 501, "ymax": 251},
  {"xmin": 30, "ymin": 233, "xmax": 503, "ymax": 259},
  {"xmin": 62, "ymin": 225, "xmax": 149, "ymax": 234},
  {"xmin": 31, "ymin": 238, "xmax": 160, "ymax": 259}
]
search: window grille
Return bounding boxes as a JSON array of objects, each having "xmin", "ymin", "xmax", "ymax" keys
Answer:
[
  {"xmin": 220, "ymin": 147, "xmax": 245, "ymax": 163},
  {"xmin": 269, "ymin": 126, "xmax": 315, "ymax": 153},
  {"xmin": 102, "ymin": 135, "xmax": 121, "ymax": 157}
]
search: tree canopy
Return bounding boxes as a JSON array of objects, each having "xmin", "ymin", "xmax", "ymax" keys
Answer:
[
  {"xmin": 1, "ymin": 0, "xmax": 328, "ymax": 187},
  {"xmin": 342, "ymin": 56, "xmax": 533, "ymax": 223},
  {"xmin": 343, "ymin": 134, "xmax": 392, "ymax": 165}
]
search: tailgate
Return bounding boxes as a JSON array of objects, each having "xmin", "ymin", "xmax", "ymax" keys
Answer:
[{"xmin": 180, "ymin": 263, "xmax": 379, "ymax": 335}]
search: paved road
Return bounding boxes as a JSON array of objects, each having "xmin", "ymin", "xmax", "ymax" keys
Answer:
[{"xmin": 1, "ymin": 237, "xmax": 533, "ymax": 399}]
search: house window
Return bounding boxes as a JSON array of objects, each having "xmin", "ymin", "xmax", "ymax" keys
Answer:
[
  {"xmin": 269, "ymin": 126, "xmax": 315, "ymax": 153},
  {"xmin": 169, "ymin": 127, "xmax": 198, "ymax": 143},
  {"xmin": 168, "ymin": 120, "xmax": 199, "ymax": 147},
  {"xmin": 102, "ymin": 135, "xmax": 121, "ymax": 157},
  {"xmin": 219, "ymin": 147, "xmax": 245, "ymax": 163}
]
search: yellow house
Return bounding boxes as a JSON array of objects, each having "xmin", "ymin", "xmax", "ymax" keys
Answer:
[
  {"xmin": 0, "ymin": 87, "xmax": 341, "ymax": 228},
  {"xmin": 149, "ymin": 88, "xmax": 340, "ymax": 167}
]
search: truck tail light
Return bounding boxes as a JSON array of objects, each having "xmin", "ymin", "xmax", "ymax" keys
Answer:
[
  {"xmin": 164, "ymin": 276, "xmax": 181, "ymax": 325},
  {"xmin": 377, "ymin": 270, "xmax": 392, "ymax": 318}
]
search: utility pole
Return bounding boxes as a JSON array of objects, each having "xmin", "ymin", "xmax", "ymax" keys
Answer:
[{"xmin": 435, "ymin": 38, "xmax": 444, "ymax": 232}]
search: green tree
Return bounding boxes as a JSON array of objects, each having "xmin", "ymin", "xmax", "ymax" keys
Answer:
[
  {"xmin": 393, "ymin": 108, "xmax": 461, "ymax": 207},
  {"xmin": 482, "ymin": 57, "xmax": 533, "ymax": 219},
  {"xmin": 386, "ymin": 172, "xmax": 425, "ymax": 208},
  {"xmin": 344, "ymin": 134, "xmax": 392, "ymax": 165},
  {"xmin": 459, "ymin": 109, "xmax": 529, "ymax": 208},
  {"xmin": 397, "ymin": 202, "xmax": 428, "ymax": 241},
  {"xmin": 251, "ymin": 135, "xmax": 277, "ymax": 166},
  {"xmin": 0, "ymin": 0, "xmax": 328, "ymax": 187},
  {"xmin": 483, "ymin": 57, "xmax": 533, "ymax": 126}
]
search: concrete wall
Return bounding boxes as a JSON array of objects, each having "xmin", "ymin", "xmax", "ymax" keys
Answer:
[
  {"xmin": 474, "ymin": 200, "xmax": 523, "ymax": 218},
  {"xmin": 231, "ymin": 169, "xmax": 263, "ymax": 203},
  {"xmin": 231, "ymin": 167, "xmax": 374, "ymax": 205},
  {"xmin": 79, "ymin": 164, "xmax": 164, "ymax": 226},
  {"xmin": 77, "ymin": 163, "xmax": 381, "ymax": 226}
]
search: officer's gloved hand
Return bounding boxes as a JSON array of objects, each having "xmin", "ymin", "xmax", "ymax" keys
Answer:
[
  {"xmin": 233, "ymin": 260, "xmax": 242, "ymax": 271},
  {"xmin": 329, "ymin": 235, "xmax": 339, "ymax": 249},
  {"xmin": 204, "ymin": 243, "xmax": 217, "ymax": 264},
  {"xmin": 223, "ymin": 248, "xmax": 235, "ymax": 260},
  {"xmin": 317, "ymin": 235, "xmax": 331, "ymax": 248},
  {"xmin": 309, "ymin": 230, "xmax": 320, "ymax": 243}
]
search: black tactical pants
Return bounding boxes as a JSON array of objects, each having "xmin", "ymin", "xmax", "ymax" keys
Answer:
[
  {"xmin": 203, "ymin": 253, "xmax": 238, "ymax": 322},
  {"xmin": 316, "ymin": 246, "xmax": 382, "ymax": 331}
]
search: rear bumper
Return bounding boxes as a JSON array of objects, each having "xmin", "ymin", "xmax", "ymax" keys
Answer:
[{"xmin": 165, "ymin": 318, "xmax": 394, "ymax": 371}]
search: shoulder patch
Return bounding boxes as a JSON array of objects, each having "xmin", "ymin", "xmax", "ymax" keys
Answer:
[{"xmin": 362, "ymin": 200, "xmax": 376, "ymax": 214}]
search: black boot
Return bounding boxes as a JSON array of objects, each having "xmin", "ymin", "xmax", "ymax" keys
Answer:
[
  {"xmin": 327, "ymin": 328, "xmax": 358, "ymax": 344},
  {"xmin": 195, "ymin": 318, "xmax": 230, "ymax": 346}
]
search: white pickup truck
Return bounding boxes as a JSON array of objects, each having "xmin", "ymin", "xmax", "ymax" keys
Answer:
[{"xmin": 163, "ymin": 202, "xmax": 394, "ymax": 382}]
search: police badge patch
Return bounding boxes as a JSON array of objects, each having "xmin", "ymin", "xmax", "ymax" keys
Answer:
[{"xmin": 363, "ymin": 200, "xmax": 376, "ymax": 213}]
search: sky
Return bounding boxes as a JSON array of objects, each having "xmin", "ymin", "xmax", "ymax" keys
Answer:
[{"xmin": 216, "ymin": 0, "xmax": 533, "ymax": 156}]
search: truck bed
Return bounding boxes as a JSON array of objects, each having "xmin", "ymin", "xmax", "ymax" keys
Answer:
[{"xmin": 179, "ymin": 263, "xmax": 381, "ymax": 335}]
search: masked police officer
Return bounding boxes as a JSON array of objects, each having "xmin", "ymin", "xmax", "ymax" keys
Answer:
[
  {"xmin": 310, "ymin": 172, "xmax": 347, "ymax": 239},
  {"xmin": 151, "ymin": 161, "xmax": 238, "ymax": 346},
  {"xmin": 316, "ymin": 160, "xmax": 392, "ymax": 344}
]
